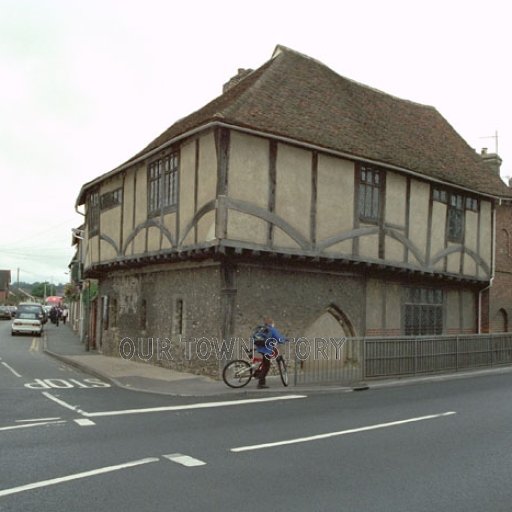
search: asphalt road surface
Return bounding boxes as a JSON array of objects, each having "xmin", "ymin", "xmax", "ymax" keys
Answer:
[{"xmin": 1, "ymin": 319, "xmax": 512, "ymax": 511}]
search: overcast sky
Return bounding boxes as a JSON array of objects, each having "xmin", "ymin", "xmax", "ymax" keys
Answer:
[{"xmin": 1, "ymin": 0, "xmax": 510, "ymax": 285}]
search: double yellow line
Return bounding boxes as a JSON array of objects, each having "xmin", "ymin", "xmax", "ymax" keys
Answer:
[{"xmin": 29, "ymin": 338, "xmax": 40, "ymax": 352}]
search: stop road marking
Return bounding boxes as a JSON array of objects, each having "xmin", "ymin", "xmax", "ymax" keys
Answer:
[{"xmin": 25, "ymin": 378, "xmax": 111, "ymax": 389}]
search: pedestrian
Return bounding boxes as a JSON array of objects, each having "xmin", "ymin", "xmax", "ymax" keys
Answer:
[
  {"xmin": 49, "ymin": 306, "xmax": 59, "ymax": 326},
  {"xmin": 252, "ymin": 316, "xmax": 287, "ymax": 389},
  {"xmin": 62, "ymin": 307, "xmax": 68, "ymax": 325}
]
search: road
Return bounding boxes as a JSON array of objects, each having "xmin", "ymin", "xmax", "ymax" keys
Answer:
[{"xmin": 1, "ymin": 318, "xmax": 512, "ymax": 511}]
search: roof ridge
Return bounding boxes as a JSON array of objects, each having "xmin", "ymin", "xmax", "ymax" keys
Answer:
[{"xmin": 273, "ymin": 44, "xmax": 436, "ymax": 111}]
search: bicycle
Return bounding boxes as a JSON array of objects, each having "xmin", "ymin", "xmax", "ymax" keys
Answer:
[{"xmin": 222, "ymin": 347, "xmax": 289, "ymax": 388}]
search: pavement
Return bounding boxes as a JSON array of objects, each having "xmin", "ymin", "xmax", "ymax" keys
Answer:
[
  {"xmin": 42, "ymin": 322, "xmax": 330, "ymax": 397},
  {"xmin": 42, "ymin": 322, "xmax": 512, "ymax": 397}
]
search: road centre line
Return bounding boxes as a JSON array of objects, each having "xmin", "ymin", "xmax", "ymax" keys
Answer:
[
  {"xmin": 231, "ymin": 411, "xmax": 457, "ymax": 452},
  {"xmin": 83, "ymin": 394, "xmax": 307, "ymax": 418},
  {"xmin": 0, "ymin": 457, "xmax": 159, "ymax": 498},
  {"xmin": 163, "ymin": 453, "xmax": 206, "ymax": 467},
  {"xmin": 1, "ymin": 362, "xmax": 22, "ymax": 378},
  {"xmin": 74, "ymin": 419, "xmax": 96, "ymax": 426},
  {"xmin": 0, "ymin": 420, "xmax": 67, "ymax": 432},
  {"xmin": 16, "ymin": 417, "xmax": 61, "ymax": 422}
]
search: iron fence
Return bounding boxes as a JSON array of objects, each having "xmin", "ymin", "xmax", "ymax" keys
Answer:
[
  {"xmin": 291, "ymin": 333, "xmax": 512, "ymax": 385},
  {"xmin": 364, "ymin": 333, "xmax": 512, "ymax": 378}
]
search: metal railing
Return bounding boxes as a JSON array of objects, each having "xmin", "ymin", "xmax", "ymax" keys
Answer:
[
  {"xmin": 364, "ymin": 333, "xmax": 512, "ymax": 378},
  {"xmin": 291, "ymin": 333, "xmax": 512, "ymax": 385}
]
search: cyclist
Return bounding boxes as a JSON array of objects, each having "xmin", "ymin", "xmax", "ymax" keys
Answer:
[{"xmin": 252, "ymin": 316, "xmax": 286, "ymax": 389}]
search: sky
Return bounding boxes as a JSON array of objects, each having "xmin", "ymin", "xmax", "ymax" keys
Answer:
[{"xmin": 1, "ymin": 0, "xmax": 511, "ymax": 285}]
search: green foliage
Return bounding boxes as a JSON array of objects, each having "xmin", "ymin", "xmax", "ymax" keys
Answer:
[
  {"xmin": 81, "ymin": 280, "xmax": 98, "ymax": 304},
  {"xmin": 31, "ymin": 281, "xmax": 57, "ymax": 298},
  {"xmin": 64, "ymin": 283, "xmax": 79, "ymax": 301}
]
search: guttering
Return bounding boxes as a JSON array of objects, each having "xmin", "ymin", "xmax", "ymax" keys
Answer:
[
  {"xmin": 478, "ymin": 201, "xmax": 498, "ymax": 333},
  {"xmin": 76, "ymin": 120, "xmax": 511, "ymax": 205}
]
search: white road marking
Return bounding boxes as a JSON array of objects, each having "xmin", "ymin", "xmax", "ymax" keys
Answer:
[
  {"xmin": 16, "ymin": 417, "xmax": 61, "ymax": 422},
  {"xmin": 41, "ymin": 392, "xmax": 88, "ymax": 416},
  {"xmin": 163, "ymin": 453, "xmax": 206, "ymax": 467},
  {"xmin": 1, "ymin": 362, "xmax": 22, "ymax": 378},
  {"xmin": 0, "ymin": 457, "xmax": 159, "ymax": 498},
  {"xmin": 231, "ymin": 411, "xmax": 457, "ymax": 452},
  {"xmin": 74, "ymin": 419, "xmax": 96, "ymax": 427},
  {"xmin": 0, "ymin": 420, "xmax": 66, "ymax": 432},
  {"xmin": 83, "ymin": 394, "xmax": 307, "ymax": 418}
]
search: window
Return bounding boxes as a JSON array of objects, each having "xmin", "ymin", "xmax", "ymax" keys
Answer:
[
  {"xmin": 87, "ymin": 191, "xmax": 100, "ymax": 236},
  {"xmin": 148, "ymin": 161, "xmax": 161, "ymax": 214},
  {"xmin": 358, "ymin": 165, "xmax": 381, "ymax": 222},
  {"xmin": 148, "ymin": 151, "xmax": 179, "ymax": 216},
  {"xmin": 465, "ymin": 197, "xmax": 478, "ymax": 212},
  {"xmin": 100, "ymin": 188, "xmax": 123, "ymax": 210},
  {"xmin": 433, "ymin": 187, "xmax": 479, "ymax": 242},
  {"xmin": 432, "ymin": 188, "xmax": 447, "ymax": 203},
  {"xmin": 174, "ymin": 298, "xmax": 184, "ymax": 335},
  {"xmin": 110, "ymin": 298, "xmax": 118, "ymax": 328},
  {"xmin": 447, "ymin": 193, "xmax": 464, "ymax": 242},
  {"xmin": 404, "ymin": 287, "xmax": 443, "ymax": 335},
  {"xmin": 102, "ymin": 296, "xmax": 109, "ymax": 331},
  {"xmin": 140, "ymin": 299, "xmax": 147, "ymax": 330}
]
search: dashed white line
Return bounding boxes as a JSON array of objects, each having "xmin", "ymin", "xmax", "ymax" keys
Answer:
[
  {"xmin": 0, "ymin": 420, "xmax": 66, "ymax": 432},
  {"xmin": 74, "ymin": 419, "xmax": 96, "ymax": 427},
  {"xmin": 16, "ymin": 417, "xmax": 61, "ymax": 423},
  {"xmin": 231, "ymin": 411, "xmax": 457, "ymax": 452},
  {"xmin": 1, "ymin": 362, "xmax": 22, "ymax": 378},
  {"xmin": 0, "ymin": 457, "xmax": 159, "ymax": 498},
  {"xmin": 163, "ymin": 453, "xmax": 206, "ymax": 467}
]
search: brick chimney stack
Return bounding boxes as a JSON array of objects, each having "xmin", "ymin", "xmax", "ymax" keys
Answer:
[
  {"xmin": 480, "ymin": 147, "xmax": 503, "ymax": 176},
  {"xmin": 223, "ymin": 68, "xmax": 253, "ymax": 93}
]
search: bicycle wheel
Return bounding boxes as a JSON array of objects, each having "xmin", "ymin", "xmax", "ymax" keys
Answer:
[
  {"xmin": 222, "ymin": 360, "xmax": 252, "ymax": 388},
  {"xmin": 277, "ymin": 356, "xmax": 289, "ymax": 387}
]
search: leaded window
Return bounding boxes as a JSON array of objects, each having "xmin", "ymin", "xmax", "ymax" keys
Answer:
[
  {"xmin": 447, "ymin": 193, "xmax": 464, "ymax": 242},
  {"xmin": 148, "ymin": 151, "xmax": 179, "ymax": 216},
  {"xmin": 100, "ymin": 188, "xmax": 123, "ymax": 210},
  {"xmin": 404, "ymin": 287, "xmax": 443, "ymax": 335},
  {"xmin": 87, "ymin": 191, "xmax": 100, "ymax": 236},
  {"xmin": 358, "ymin": 165, "xmax": 381, "ymax": 222}
]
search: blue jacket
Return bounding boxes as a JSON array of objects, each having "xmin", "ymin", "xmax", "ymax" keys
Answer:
[{"xmin": 254, "ymin": 324, "xmax": 286, "ymax": 356}]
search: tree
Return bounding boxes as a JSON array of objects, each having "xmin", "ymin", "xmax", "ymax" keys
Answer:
[{"xmin": 31, "ymin": 282, "xmax": 57, "ymax": 298}]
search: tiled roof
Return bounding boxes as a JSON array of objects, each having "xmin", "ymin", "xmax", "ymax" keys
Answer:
[{"xmin": 81, "ymin": 45, "xmax": 512, "ymax": 200}]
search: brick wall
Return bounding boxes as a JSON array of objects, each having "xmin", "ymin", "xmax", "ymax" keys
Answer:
[{"xmin": 489, "ymin": 202, "xmax": 512, "ymax": 332}]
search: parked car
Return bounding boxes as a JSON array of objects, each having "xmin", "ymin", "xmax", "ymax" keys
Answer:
[
  {"xmin": 0, "ymin": 306, "xmax": 11, "ymax": 320},
  {"xmin": 11, "ymin": 312, "xmax": 43, "ymax": 336},
  {"xmin": 16, "ymin": 302, "xmax": 47, "ymax": 324},
  {"xmin": 8, "ymin": 305, "xmax": 17, "ymax": 318}
]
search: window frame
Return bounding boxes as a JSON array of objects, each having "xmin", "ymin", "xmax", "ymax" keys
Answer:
[
  {"xmin": 446, "ymin": 192, "xmax": 465, "ymax": 243},
  {"xmin": 147, "ymin": 150, "xmax": 179, "ymax": 217},
  {"xmin": 432, "ymin": 187, "xmax": 479, "ymax": 243},
  {"xmin": 403, "ymin": 287, "xmax": 444, "ymax": 336},
  {"xmin": 100, "ymin": 188, "xmax": 123, "ymax": 211},
  {"xmin": 87, "ymin": 190, "xmax": 100, "ymax": 237},
  {"xmin": 358, "ymin": 165, "xmax": 382, "ymax": 223}
]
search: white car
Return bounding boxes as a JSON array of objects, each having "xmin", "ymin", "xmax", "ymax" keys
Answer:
[{"xmin": 11, "ymin": 312, "xmax": 43, "ymax": 336}]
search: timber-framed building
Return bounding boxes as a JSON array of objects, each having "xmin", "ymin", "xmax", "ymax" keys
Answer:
[{"xmin": 74, "ymin": 45, "xmax": 512, "ymax": 373}]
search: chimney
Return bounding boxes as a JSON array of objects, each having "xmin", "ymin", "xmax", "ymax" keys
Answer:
[
  {"xmin": 223, "ymin": 68, "xmax": 253, "ymax": 93},
  {"xmin": 480, "ymin": 148, "xmax": 502, "ymax": 176}
]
